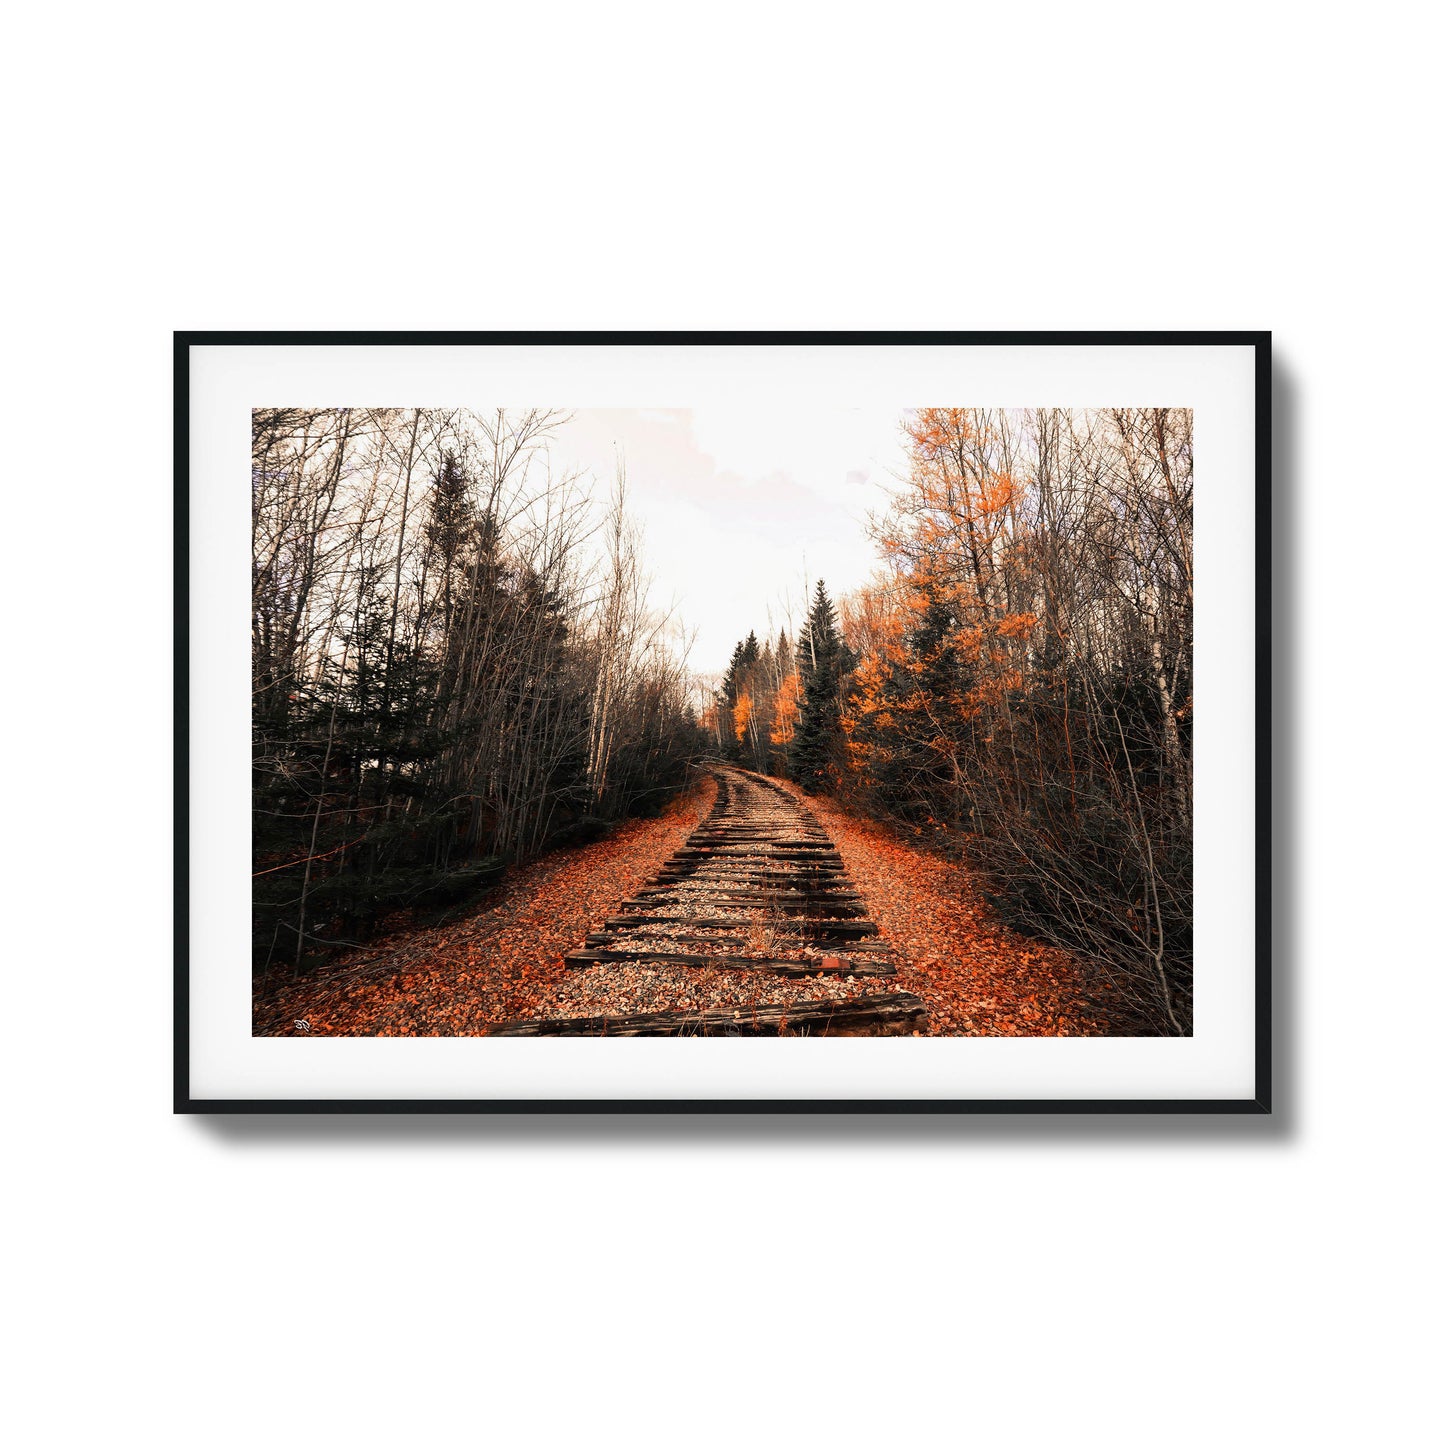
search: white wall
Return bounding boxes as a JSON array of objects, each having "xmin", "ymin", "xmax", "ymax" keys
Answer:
[{"xmin": 7, "ymin": 4, "xmax": 1435, "ymax": 1442}]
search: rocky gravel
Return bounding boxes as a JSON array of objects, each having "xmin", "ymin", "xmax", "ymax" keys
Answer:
[{"xmin": 549, "ymin": 961, "xmax": 875, "ymax": 1019}]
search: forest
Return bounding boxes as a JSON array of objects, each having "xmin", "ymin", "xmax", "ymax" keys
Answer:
[
  {"xmin": 254, "ymin": 406, "xmax": 1192, "ymax": 1035},
  {"xmin": 252, "ymin": 408, "xmax": 702, "ymax": 973}
]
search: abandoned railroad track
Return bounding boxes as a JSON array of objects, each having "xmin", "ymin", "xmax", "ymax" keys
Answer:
[{"xmin": 487, "ymin": 766, "xmax": 926, "ymax": 1036}]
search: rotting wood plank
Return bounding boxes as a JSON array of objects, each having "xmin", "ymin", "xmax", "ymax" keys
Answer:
[
  {"xmin": 617, "ymin": 896, "xmax": 869, "ymax": 918},
  {"xmin": 651, "ymin": 874, "xmax": 847, "ymax": 887},
  {"xmin": 486, "ymin": 991, "xmax": 926, "ymax": 1037},
  {"xmin": 600, "ymin": 914, "xmax": 880, "ymax": 938},
  {"xmin": 668, "ymin": 847, "xmax": 842, "ymax": 857},
  {"xmin": 560, "ymin": 949, "xmax": 896, "ymax": 976},
  {"xmin": 583, "ymin": 932, "xmax": 893, "ymax": 953},
  {"xmin": 634, "ymin": 886, "xmax": 865, "ymax": 903},
  {"xmin": 653, "ymin": 864, "xmax": 847, "ymax": 877}
]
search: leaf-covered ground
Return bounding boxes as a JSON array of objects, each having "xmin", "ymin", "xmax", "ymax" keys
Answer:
[
  {"xmin": 766, "ymin": 778, "xmax": 1116, "ymax": 1036},
  {"xmin": 254, "ymin": 773, "xmax": 1116, "ymax": 1036},
  {"xmin": 252, "ymin": 779, "xmax": 717, "ymax": 1036}
]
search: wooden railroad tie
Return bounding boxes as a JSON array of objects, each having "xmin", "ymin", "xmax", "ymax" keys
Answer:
[
  {"xmin": 561, "ymin": 948, "xmax": 896, "ymax": 976},
  {"xmin": 487, "ymin": 991, "xmax": 926, "ymax": 1037},
  {"xmin": 600, "ymin": 914, "xmax": 880, "ymax": 937}
]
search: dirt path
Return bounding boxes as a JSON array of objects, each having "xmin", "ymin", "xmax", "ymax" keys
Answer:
[
  {"xmin": 488, "ymin": 766, "xmax": 923, "ymax": 1034},
  {"xmin": 255, "ymin": 767, "xmax": 1113, "ymax": 1037}
]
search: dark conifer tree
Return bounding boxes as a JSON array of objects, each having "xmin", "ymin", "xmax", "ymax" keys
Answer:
[
  {"xmin": 424, "ymin": 450, "xmax": 476, "ymax": 639},
  {"xmin": 776, "ymin": 628, "xmax": 792, "ymax": 673},
  {"xmin": 721, "ymin": 640, "xmax": 746, "ymax": 704},
  {"xmin": 789, "ymin": 580, "xmax": 849, "ymax": 792}
]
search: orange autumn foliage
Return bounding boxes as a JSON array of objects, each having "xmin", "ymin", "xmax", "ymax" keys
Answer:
[
  {"xmin": 769, "ymin": 671, "xmax": 801, "ymax": 747},
  {"xmin": 733, "ymin": 687, "xmax": 753, "ymax": 742}
]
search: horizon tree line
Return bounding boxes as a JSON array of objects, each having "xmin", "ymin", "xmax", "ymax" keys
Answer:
[{"xmin": 702, "ymin": 579, "xmax": 853, "ymax": 789}]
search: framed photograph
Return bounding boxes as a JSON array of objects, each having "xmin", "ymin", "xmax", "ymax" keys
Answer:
[{"xmin": 177, "ymin": 331, "xmax": 1269, "ymax": 1113}]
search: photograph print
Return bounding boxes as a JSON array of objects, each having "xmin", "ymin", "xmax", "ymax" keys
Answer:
[{"xmin": 248, "ymin": 394, "xmax": 1198, "ymax": 1042}]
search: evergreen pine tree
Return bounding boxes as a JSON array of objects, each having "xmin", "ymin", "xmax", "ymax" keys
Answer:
[
  {"xmin": 789, "ymin": 580, "xmax": 849, "ymax": 792},
  {"xmin": 776, "ymin": 627, "xmax": 792, "ymax": 673},
  {"xmin": 721, "ymin": 640, "xmax": 746, "ymax": 704}
]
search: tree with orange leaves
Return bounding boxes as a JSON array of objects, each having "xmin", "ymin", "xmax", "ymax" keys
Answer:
[
  {"xmin": 769, "ymin": 670, "xmax": 800, "ymax": 750},
  {"xmin": 835, "ymin": 406, "xmax": 1193, "ymax": 1034},
  {"xmin": 732, "ymin": 686, "xmax": 753, "ymax": 743}
]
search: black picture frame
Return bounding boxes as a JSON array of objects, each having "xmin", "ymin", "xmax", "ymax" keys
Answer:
[{"xmin": 176, "ymin": 330, "xmax": 1270, "ymax": 1115}]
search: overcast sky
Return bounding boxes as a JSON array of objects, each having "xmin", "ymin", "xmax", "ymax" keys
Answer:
[{"xmin": 543, "ymin": 408, "xmax": 909, "ymax": 677}]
